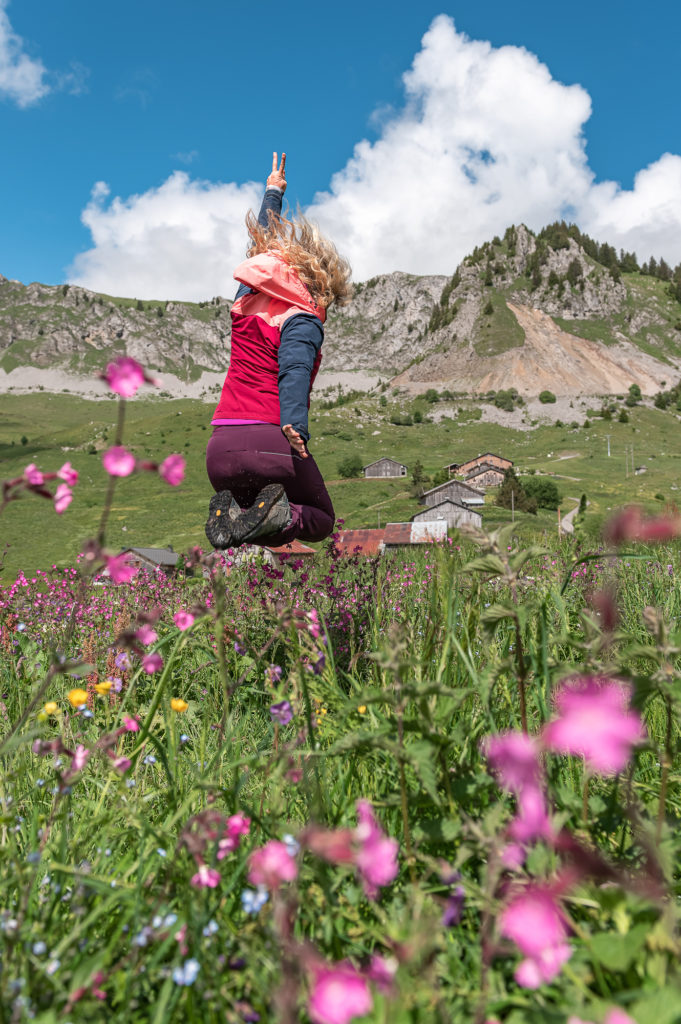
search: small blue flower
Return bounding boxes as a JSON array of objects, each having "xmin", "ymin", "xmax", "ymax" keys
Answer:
[
  {"xmin": 241, "ymin": 887, "xmax": 268, "ymax": 915},
  {"xmin": 32, "ymin": 941, "xmax": 47, "ymax": 956},
  {"xmin": 202, "ymin": 919, "xmax": 219, "ymax": 937},
  {"xmin": 143, "ymin": 755, "xmax": 156, "ymax": 765},
  {"xmin": 45, "ymin": 958, "xmax": 60, "ymax": 975},
  {"xmin": 157, "ymin": 848, "xmax": 167, "ymax": 857},
  {"xmin": 17, "ymin": 622, "xmax": 26, "ymax": 632},
  {"xmin": 180, "ymin": 734, "xmax": 189, "ymax": 743},
  {"xmin": 172, "ymin": 958, "xmax": 200, "ymax": 986},
  {"xmin": 282, "ymin": 834, "xmax": 300, "ymax": 858},
  {"xmin": 26, "ymin": 851, "xmax": 41, "ymax": 865}
]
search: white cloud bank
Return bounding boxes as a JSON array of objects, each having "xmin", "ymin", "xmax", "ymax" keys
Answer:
[
  {"xmin": 0, "ymin": 0, "xmax": 49, "ymax": 106},
  {"xmin": 69, "ymin": 15, "xmax": 681, "ymax": 299}
]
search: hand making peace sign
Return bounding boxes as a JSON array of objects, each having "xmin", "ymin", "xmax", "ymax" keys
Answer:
[{"xmin": 267, "ymin": 151, "xmax": 287, "ymax": 193}]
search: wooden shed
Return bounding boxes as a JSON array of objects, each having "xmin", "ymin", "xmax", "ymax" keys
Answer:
[
  {"xmin": 419, "ymin": 479, "xmax": 485, "ymax": 508},
  {"xmin": 411, "ymin": 500, "xmax": 481, "ymax": 529},
  {"xmin": 364, "ymin": 457, "xmax": 408, "ymax": 479},
  {"xmin": 264, "ymin": 539, "xmax": 316, "ymax": 565}
]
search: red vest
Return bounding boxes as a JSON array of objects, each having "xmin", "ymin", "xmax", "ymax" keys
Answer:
[{"xmin": 213, "ymin": 252, "xmax": 325, "ymax": 424}]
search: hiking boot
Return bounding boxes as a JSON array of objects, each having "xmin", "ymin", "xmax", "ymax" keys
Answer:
[
  {"xmin": 231, "ymin": 484, "xmax": 291, "ymax": 545},
  {"xmin": 205, "ymin": 490, "xmax": 241, "ymax": 549}
]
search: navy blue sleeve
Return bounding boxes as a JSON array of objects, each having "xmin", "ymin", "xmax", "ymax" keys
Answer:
[
  {"xmin": 234, "ymin": 187, "xmax": 284, "ymax": 300},
  {"xmin": 278, "ymin": 313, "xmax": 324, "ymax": 443}
]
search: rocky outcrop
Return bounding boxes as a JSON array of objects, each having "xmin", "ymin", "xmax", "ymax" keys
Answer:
[{"xmin": 2, "ymin": 222, "xmax": 681, "ymax": 395}]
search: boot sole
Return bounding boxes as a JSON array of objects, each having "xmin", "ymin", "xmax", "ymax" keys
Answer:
[
  {"xmin": 232, "ymin": 484, "xmax": 286, "ymax": 544},
  {"xmin": 205, "ymin": 489, "xmax": 237, "ymax": 549}
]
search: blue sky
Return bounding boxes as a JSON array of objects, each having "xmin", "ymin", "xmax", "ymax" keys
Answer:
[{"xmin": 2, "ymin": 0, "xmax": 681, "ymax": 297}]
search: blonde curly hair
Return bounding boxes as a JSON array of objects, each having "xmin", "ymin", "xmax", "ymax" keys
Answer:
[{"xmin": 245, "ymin": 208, "xmax": 352, "ymax": 310}]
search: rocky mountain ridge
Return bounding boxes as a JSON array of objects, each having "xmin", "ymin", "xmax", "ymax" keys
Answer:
[{"xmin": 2, "ymin": 223, "xmax": 681, "ymax": 396}]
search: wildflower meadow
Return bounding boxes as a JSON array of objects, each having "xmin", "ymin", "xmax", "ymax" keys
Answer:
[{"xmin": 3, "ymin": 358, "xmax": 681, "ymax": 1024}]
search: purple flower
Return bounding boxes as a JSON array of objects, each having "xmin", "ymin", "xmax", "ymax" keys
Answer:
[
  {"xmin": 265, "ymin": 664, "xmax": 282, "ymax": 685},
  {"xmin": 442, "ymin": 885, "xmax": 465, "ymax": 926},
  {"xmin": 270, "ymin": 701, "xmax": 293, "ymax": 725}
]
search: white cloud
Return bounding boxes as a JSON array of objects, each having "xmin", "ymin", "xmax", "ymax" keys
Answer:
[
  {"xmin": 0, "ymin": 0, "xmax": 49, "ymax": 107},
  {"xmin": 69, "ymin": 15, "xmax": 681, "ymax": 299},
  {"xmin": 69, "ymin": 172, "xmax": 262, "ymax": 300}
]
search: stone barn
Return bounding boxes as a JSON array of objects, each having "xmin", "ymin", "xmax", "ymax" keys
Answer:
[
  {"xmin": 464, "ymin": 463, "xmax": 506, "ymax": 490},
  {"xmin": 411, "ymin": 500, "xmax": 482, "ymax": 530},
  {"xmin": 364, "ymin": 458, "xmax": 408, "ymax": 478},
  {"xmin": 419, "ymin": 479, "xmax": 485, "ymax": 508}
]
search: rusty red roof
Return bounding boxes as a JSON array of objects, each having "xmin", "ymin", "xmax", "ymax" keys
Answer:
[
  {"xmin": 265, "ymin": 539, "xmax": 316, "ymax": 558},
  {"xmin": 334, "ymin": 529, "xmax": 386, "ymax": 556}
]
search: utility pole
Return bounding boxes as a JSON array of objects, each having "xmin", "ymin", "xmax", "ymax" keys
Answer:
[
  {"xmin": 511, "ymin": 489, "xmax": 515, "ymax": 523},
  {"xmin": 605, "ymin": 434, "xmax": 612, "ymax": 457}
]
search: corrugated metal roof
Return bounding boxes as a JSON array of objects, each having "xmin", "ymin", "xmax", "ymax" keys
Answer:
[
  {"xmin": 335, "ymin": 529, "xmax": 386, "ymax": 556},
  {"xmin": 265, "ymin": 540, "xmax": 316, "ymax": 556},
  {"xmin": 124, "ymin": 547, "xmax": 179, "ymax": 566}
]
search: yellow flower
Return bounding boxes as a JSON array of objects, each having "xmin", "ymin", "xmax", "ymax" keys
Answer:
[
  {"xmin": 170, "ymin": 698, "xmax": 188, "ymax": 713},
  {"xmin": 94, "ymin": 681, "xmax": 112, "ymax": 695},
  {"xmin": 357, "ymin": 705, "xmax": 367, "ymax": 714},
  {"xmin": 68, "ymin": 688, "xmax": 88, "ymax": 708},
  {"xmin": 44, "ymin": 701, "xmax": 59, "ymax": 715}
]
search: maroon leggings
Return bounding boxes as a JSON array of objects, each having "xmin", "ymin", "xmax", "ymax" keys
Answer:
[{"xmin": 205, "ymin": 423, "xmax": 335, "ymax": 546}]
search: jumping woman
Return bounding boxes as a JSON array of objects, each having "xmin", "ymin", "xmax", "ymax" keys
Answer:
[{"xmin": 205, "ymin": 153, "xmax": 352, "ymax": 550}]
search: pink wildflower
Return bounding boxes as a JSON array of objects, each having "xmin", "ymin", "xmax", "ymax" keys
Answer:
[
  {"xmin": 515, "ymin": 942, "xmax": 572, "ymax": 988},
  {"xmin": 367, "ymin": 954, "xmax": 398, "ymax": 994},
  {"xmin": 24, "ymin": 463, "xmax": 44, "ymax": 485},
  {"xmin": 135, "ymin": 624, "xmax": 157, "ymax": 646},
  {"xmin": 159, "ymin": 453, "xmax": 186, "ymax": 486},
  {"xmin": 123, "ymin": 716, "xmax": 140, "ymax": 732},
  {"xmin": 70, "ymin": 744, "xmax": 91, "ymax": 774},
  {"xmin": 354, "ymin": 800, "xmax": 399, "ymax": 898},
  {"xmin": 173, "ymin": 610, "xmax": 195, "ymax": 630},
  {"xmin": 103, "ymin": 356, "xmax": 145, "ymax": 397},
  {"xmin": 604, "ymin": 1012, "xmax": 638, "ymax": 1024},
  {"xmin": 57, "ymin": 462, "xmax": 79, "ymax": 486},
  {"xmin": 217, "ymin": 813, "xmax": 251, "ymax": 860},
  {"xmin": 54, "ymin": 483, "xmax": 73, "ymax": 515},
  {"xmin": 102, "ymin": 446, "xmax": 136, "ymax": 477},
  {"xmin": 142, "ymin": 652, "xmax": 163, "ymax": 674},
  {"xmin": 191, "ymin": 864, "xmax": 221, "ymax": 889},
  {"xmin": 308, "ymin": 962, "xmax": 373, "ymax": 1024},
  {"xmin": 543, "ymin": 677, "xmax": 646, "ymax": 774},
  {"xmin": 485, "ymin": 732, "xmax": 541, "ymax": 793},
  {"xmin": 105, "ymin": 554, "xmax": 139, "ymax": 584},
  {"xmin": 500, "ymin": 885, "xmax": 569, "ymax": 960},
  {"xmin": 485, "ymin": 732, "xmax": 552, "ymax": 843},
  {"xmin": 247, "ymin": 840, "xmax": 298, "ymax": 889},
  {"xmin": 111, "ymin": 756, "xmax": 131, "ymax": 774}
]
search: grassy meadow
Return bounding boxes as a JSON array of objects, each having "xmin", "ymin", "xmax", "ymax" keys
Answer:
[
  {"xmin": 3, "ymin": 381, "xmax": 681, "ymax": 1022},
  {"xmin": 1, "ymin": 387, "xmax": 680, "ymax": 580}
]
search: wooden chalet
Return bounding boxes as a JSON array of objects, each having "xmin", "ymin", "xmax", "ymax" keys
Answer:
[
  {"xmin": 363, "ymin": 457, "xmax": 408, "ymax": 479},
  {"xmin": 411, "ymin": 500, "xmax": 481, "ymax": 529},
  {"xmin": 419, "ymin": 479, "xmax": 485, "ymax": 508},
  {"xmin": 464, "ymin": 463, "xmax": 506, "ymax": 489},
  {"xmin": 447, "ymin": 452, "xmax": 513, "ymax": 476}
]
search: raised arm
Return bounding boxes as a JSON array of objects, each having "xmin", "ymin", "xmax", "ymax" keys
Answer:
[
  {"xmin": 235, "ymin": 153, "xmax": 287, "ymax": 300},
  {"xmin": 257, "ymin": 151, "xmax": 287, "ymax": 227}
]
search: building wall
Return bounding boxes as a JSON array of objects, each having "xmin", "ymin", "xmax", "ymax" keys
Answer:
[
  {"xmin": 413, "ymin": 504, "xmax": 481, "ymax": 529},
  {"xmin": 465, "ymin": 469, "xmax": 505, "ymax": 490},
  {"xmin": 364, "ymin": 458, "xmax": 407, "ymax": 478}
]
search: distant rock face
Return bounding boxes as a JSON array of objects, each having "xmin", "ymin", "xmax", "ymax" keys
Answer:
[{"xmin": 2, "ymin": 222, "xmax": 681, "ymax": 396}]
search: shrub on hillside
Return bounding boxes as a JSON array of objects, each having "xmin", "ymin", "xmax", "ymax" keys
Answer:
[
  {"xmin": 496, "ymin": 467, "xmax": 537, "ymax": 514},
  {"xmin": 522, "ymin": 476, "xmax": 561, "ymax": 510},
  {"xmin": 538, "ymin": 390, "xmax": 557, "ymax": 404},
  {"xmin": 337, "ymin": 455, "xmax": 363, "ymax": 478}
]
